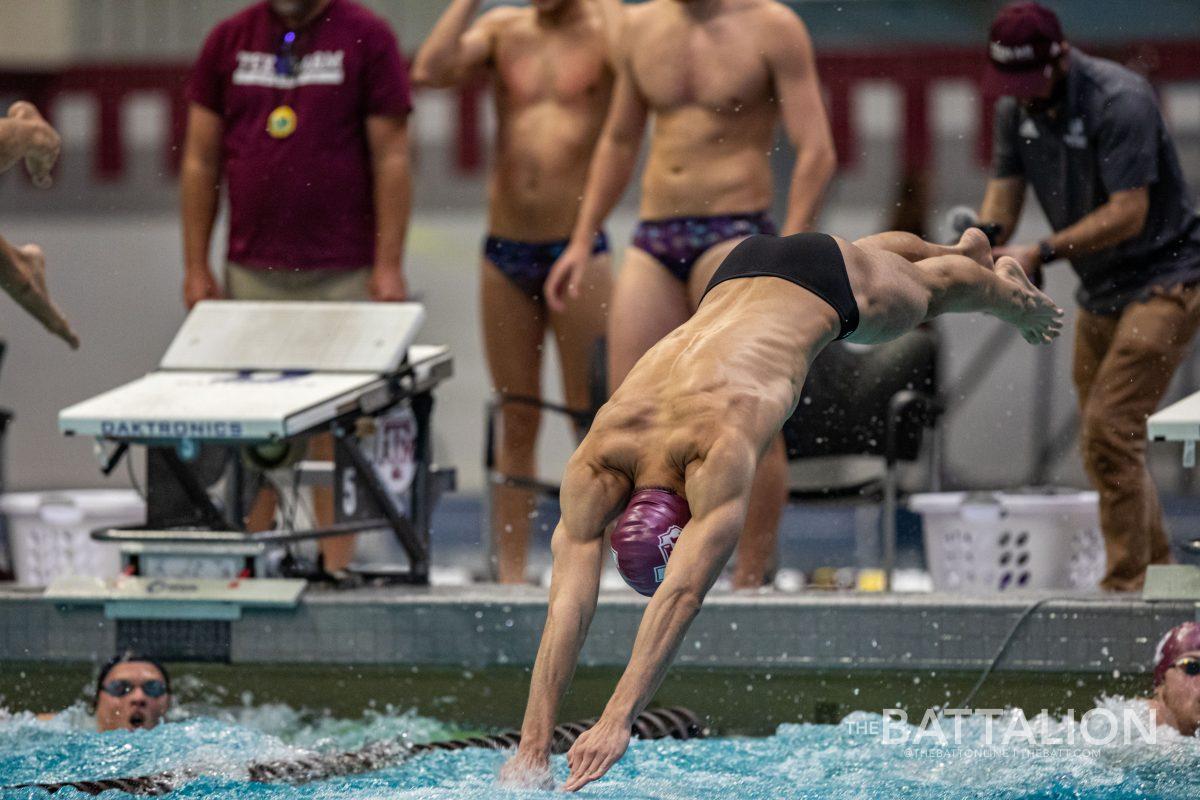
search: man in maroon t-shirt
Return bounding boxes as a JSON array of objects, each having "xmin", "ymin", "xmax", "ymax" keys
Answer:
[{"xmin": 179, "ymin": 0, "xmax": 413, "ymax": 571}]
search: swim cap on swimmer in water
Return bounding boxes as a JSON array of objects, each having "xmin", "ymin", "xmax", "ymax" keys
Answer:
[
  {"xmin": 1153, "ymin": 622, "xmax": 1200, "ymax": 687},
  {"xmin": 610, "ymin": 487, "xmax": 691, "ymax": 597}
]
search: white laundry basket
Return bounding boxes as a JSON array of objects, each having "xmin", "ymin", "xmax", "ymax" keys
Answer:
[
  {"xmin": 909, "ymin": 489, "xmax": 1104, "ymax": 593},
  {"xmin": 0, "ymin": 490, "xmax": 144, "ymax": 586}
]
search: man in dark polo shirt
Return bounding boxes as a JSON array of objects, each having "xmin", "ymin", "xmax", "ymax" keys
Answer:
[
  {"xmin": 978, "ymin": 2, "xmax": 1200, "ymax": 591},
  {"xmin": 179, "ymin": 0, "xmax": 414, "ymax": 571}
]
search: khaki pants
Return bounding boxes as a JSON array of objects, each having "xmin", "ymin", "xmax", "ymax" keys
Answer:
[
  {"xmin": 1073, "ymin": 282, "xmax": 1200, "ymax": 591},
  {"xmin": 225, "ymin": 262, "xmax": 371, "ymax": 301}
]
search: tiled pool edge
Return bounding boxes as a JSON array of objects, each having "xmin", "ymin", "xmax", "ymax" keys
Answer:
[{"xmin": 1, "ymin": 586, "xmax": 1194, "ymax": 681}]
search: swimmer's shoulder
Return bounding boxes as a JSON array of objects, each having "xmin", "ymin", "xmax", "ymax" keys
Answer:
[{"xmin": 749, "ymin": 1, "xmax": 814, "ymax": 47}]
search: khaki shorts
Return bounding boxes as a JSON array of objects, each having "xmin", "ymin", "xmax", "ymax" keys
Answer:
[{"xmin": 225, "ymin": 262, "xmax": 371, "ymax": 302}]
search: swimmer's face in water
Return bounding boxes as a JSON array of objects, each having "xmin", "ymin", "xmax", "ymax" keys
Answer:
[
  {"xmin": 1156, "ymin": 650, "xmax": 1200, "ymax": 737},
  {"xmin": 95, "ymin": 662, "xmax": 171, "ymax": 733}
]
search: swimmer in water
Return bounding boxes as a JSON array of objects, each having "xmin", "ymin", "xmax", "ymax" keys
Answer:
[
  {"xmin": 93, "ymin": 653, "xmax": 172, "ymax": 732},
  {"xmin": 0, "ymin": 101, "xmax": 79, "ymax": 348},
  {"xmin": 412, "ymin": 0, "xmax": 618, "ymax": 584},
  {"xmin": 1149, "ymin": 622, "xmax": 1200, "ymax": 737},
  {"xmin": 501, "ymin": 227, "xmax": 1062, "ymax": 790}
]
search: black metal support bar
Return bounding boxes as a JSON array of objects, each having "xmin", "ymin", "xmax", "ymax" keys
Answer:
[
  {"xmin": 408, "ymin": 390, "xmax": 435, "ymax": 583},
  {"xmin": 333, "ymin": 424, "xmax": 428, "ymax": 570},
  {"xmin": 154, "ymin": 448, "xmax": 230, "ymax": 530}
]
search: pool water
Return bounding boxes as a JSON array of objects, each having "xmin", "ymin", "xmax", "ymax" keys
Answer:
[{"xmin": 2, "ymin": 697, "xmax": 1197, "ymax": 798}]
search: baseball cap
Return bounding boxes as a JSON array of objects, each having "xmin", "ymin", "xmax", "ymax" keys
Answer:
[{"xmin": 984, "ymin": 2, "xmax": 1066, "ymax": 98}]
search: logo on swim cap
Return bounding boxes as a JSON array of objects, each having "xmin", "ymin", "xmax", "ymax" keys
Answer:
[{"xmin": 653, "ymin": 525, "xmax": 683, "ymax": 583}]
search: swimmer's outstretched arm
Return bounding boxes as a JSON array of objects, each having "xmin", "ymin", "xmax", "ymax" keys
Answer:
[
  {"xmin": 501, "ymin": 462, "xmax": 624, "ymax": 788},
  {"xmin": 501, "ymin": 523, "xmax": 604, "ymax": 786},
  {"xmin": 561, "ymin": 443, "xmax": 755, "ymax": 792}
]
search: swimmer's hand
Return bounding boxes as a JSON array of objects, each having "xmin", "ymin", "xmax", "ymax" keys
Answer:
[
  {"xmin": 182, "ymin": 266, "xmax": 224, "ymax": 309},
  {"xmin": 544, "ymin": 240, "xmax": 591, "ymax": 314},
  {"xmin": 498, "ymin": 750, "xmax": 554, "ymax": 790},
  {"xmin": 7, "ymin": 102, "xmax": 61, "ymax": 188},
  {"xmin": 562, "ymin": 717, "xmax": 629, "ymax": 792},
  {"xmin": 368, "ymin": 265, "xmax": 408, "ymax": 302},
  {"xmin": 1, "ymin": 242, "xmax": 80, "ymax": 348}
]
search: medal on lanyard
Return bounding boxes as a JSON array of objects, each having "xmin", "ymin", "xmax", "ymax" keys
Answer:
[
  {"xmin": 267, "ymin": 105, "xmax": 298, "ymax": 138},
  {"xmin": 268, "ymin": 30, "xmax": 299, "ymax": 139}
]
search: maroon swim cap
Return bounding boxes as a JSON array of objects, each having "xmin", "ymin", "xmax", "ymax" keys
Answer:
[
  {"xmin": 610, "ymin": 488, "xmax": 691, "ymax": 597},
  {"xmin": 1154, "ymin": 622, "xmax": 1200, "ymax": 687}
]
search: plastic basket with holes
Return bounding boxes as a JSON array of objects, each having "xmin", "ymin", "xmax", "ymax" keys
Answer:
[
  {"xmin": 0, "ymin": 490, "xmax": 143, "ymax": 586},
  {"xmin": 908, "ymin": 488, "xmax": 1104, "ymax": 593}
]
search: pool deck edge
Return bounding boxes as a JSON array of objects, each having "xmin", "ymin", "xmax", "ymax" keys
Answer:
[{"xmin": 1, "ymin": 585, "xmax": 1195, "ymax": 679}]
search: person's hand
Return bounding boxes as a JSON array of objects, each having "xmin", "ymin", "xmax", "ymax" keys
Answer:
[
  {"xmin": 183, "ymin": 266, "xmax": 223, "ymax": 309},
  {"xmin": 498, "ymin": 748, "xmax": 554, "ymax": 790},
  {"xmin": 993, "ymin": 243, "xmax": 1043, "ymax": 289},
  {"xmin": 2, "ymin": 243, "xmax": 80, "ymax": 348},
  {"xmin": 544, "ymin": 239, "xmax": 592, "ymax": 314},
  {"xmin": 8, "ymin": 101, "xmax": 60, "ymax": 188},
  {"xmin": 369, "ymin": 266, "xmax": 408, "ymax": 302},
  {"xmin": 562, "ymin": 717, "xmax": 630, "ymax": 792}
]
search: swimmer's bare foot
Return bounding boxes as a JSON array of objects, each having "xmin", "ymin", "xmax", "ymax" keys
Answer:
[
  {"xmin": 993, "ymin": 255, "xmax": 1062, "ymax": 345},
  {"xmin": 0, "ymin": 241, "xmax": 80, "ymax": 348},
  {"xmin": 957, "ymin": 227, "xmax": 994, "ymax": 270}
]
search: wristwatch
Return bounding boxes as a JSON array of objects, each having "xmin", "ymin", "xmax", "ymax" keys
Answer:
[{"xmin": 1037, "ymin": 240, "xmax": 1058, "ymax": 265}]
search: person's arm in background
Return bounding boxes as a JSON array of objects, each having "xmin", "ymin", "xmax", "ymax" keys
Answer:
[
  {"xmin": 362, "ymin": 21, "xmax": 420, "ymax": 302},
  {"xmin": 179, "ymin": 104, "xmax": 224, "ymax": 309},
  {"xmin": 544, "ymin": 47, "xmax": 649, "ymax": 313},
  {"xmin": 764, "ymin": 5, "xmax": 836, "ymax": 235},
  {"xmin": 0, "ymin": 101, "xmax": 59, "ymax": 186},
  {"xmin": 590, "ymin": 0, "xmax": 626, "ymax": 64},
  {"xmin": 974, "ymin": 95, "xmax": 1028, "ymax": 250},
  {"xmin": 366, "ymin": 115, "xmax": 411, "ymax": 301},
  {"xmin": 0, "ymin": 237, "xmax": 79, "ymax": 348},
  {"xmin": 0, "ymin": 102, "xmax": 79, "ymax": 348},
  {"xmin": 995, "ymin": 186, "xmax": 1149, "ymax": 275},
  {"xmin": 991, "ymin": 91, "xmax": 1154, "ymax": 276},
  {"xmin": 979, "ymin": 176, "xmax": 1026, "ymax": 246},
  {"xmin": 410, "ymin": 0, "xmax": 498, "ymax": 88}
]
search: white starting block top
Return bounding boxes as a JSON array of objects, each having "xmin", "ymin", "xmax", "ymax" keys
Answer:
[
  {"xmin": 1148, "ymin": 390, "xmax": 1200, "ymax": 467},
  {"xmin": 1148, "ymin": 390, "xmax": 1200, "ymax": 443},
  {"xmin": 59, "ymin": 301, "xmax": 451, "ymax": 441}
]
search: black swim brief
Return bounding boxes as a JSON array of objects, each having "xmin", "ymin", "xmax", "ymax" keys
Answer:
[{"xmin": 701, "ymin": 233, "xmax": 860, "ymax": 340}]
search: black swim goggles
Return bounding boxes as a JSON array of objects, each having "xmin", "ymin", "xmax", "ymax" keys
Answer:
[
  {"xmin": 1172, "ymin": 658, "xmax": 1200, "ymax": 678},
  {"xmin": 101, "ymin": 679, "xmax": 169, "ymax": 698}
]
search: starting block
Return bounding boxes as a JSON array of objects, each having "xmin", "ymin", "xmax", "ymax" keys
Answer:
[{"xmin": 58, "ymin": 301, "xmax": 456, "ymax": 585}]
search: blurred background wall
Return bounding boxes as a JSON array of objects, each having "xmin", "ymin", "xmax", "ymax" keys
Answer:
[{"xmin": 0, "ymin": 0, "xmax": 1198, "ymax": 509}]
